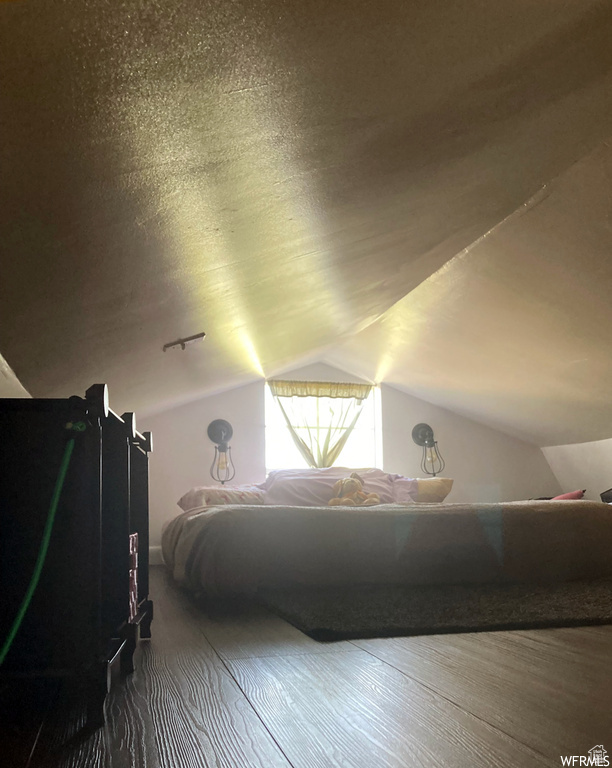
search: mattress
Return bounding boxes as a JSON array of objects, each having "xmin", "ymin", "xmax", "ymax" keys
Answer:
[{"xmin": 161, "ymin": 500, "xmax": 612, "ymax": 597}]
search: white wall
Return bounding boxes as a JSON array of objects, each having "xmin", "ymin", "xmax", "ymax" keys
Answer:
[
  {"xmin": 542, "ymin": 439, "xmax": 612, "ymax": 501},
  {"xmin": 140, "ymin": 381, "xmax": 266, "ymax": 549},
  {"xmin": 381, "ymin": 384, "xmax": 560, "ymax": 502},
  {"xmin": 0, "ymin": 352, "xmax": 30, "ymax": 398}
]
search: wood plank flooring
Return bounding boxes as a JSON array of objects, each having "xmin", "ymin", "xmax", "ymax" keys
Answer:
[
  {"xmin": 352, "ymin": 631, "xmax": 612, "ymax": 759},
  {"xmin": 9, "ymin": 566, "xmax": 612, "ymax": 767}
]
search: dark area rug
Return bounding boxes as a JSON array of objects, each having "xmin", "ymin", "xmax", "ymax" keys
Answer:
[{"xmin": 258, "ymin": 579, "xmax": 612, "ymax": 640}]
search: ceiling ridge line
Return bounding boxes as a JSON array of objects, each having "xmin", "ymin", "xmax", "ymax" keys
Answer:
[
  {"xmin": 353, "ymin": 130, "xmax": 612, "ymax": 340},
  {"xmin": 346, "ymin": 182, "xmax": 553, "ymax": 339}
]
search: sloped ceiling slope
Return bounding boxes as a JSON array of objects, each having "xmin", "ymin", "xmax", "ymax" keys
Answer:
[
  {"xmin": 333, "ymin": 141, "xmax": 612, "ymax": 447},
  {"xmin": 1, "ymin": 1, "xmax": 612, "ymax": 444}
]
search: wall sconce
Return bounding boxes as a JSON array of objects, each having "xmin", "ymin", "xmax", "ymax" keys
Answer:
[
  {"xmin": 207, "ymin": 419, "xmax": 236, "ymax": 485},
  {"xmin": 412, "ymin": 422, "xmax": 445, "ymax": 477}
]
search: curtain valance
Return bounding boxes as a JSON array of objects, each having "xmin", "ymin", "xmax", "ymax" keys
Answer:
[{"xmin": 268, "ymin": 379, "xmax": 372, "ymax": 401}]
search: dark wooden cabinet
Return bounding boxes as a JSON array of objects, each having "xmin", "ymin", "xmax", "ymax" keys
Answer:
[{"xmin": 0, "ymin": 384, "xmax": 153, "ymax": 726}]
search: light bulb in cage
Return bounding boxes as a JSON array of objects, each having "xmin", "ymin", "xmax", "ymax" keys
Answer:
[
  {"xmin": 411, "ymin": 422, "xmax": 445, "ymax": 477},
  {"xmin": 207, "ymin": 419, "xmax": 236, "ymax": 485}
]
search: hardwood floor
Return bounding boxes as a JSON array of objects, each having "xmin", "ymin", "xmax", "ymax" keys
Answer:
[{"xmin": 7, "ymin": 566, "xmax": 612, "ymax": 767}]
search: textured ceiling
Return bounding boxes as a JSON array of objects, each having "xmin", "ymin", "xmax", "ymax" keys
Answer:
[{"xmin": 2, "ymin": 1, "xmax": 612, "ymax": 445}]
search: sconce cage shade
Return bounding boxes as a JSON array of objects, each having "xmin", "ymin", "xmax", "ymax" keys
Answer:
[
  {"xmin": 412, "ymin": 422, "xmax": 445, "ymax": 477},
  {"xmin": 207, "ymin": 419, "xmax": 236, "ymax": 484}
]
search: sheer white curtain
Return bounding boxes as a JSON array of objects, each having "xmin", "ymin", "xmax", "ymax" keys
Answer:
[{"xmin": 268, "ymin": 380, "xmax": 373, "ymax": 468}]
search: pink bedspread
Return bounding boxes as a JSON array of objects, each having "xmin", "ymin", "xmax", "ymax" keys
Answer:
[{"xmin": 161, "ymin": 500, "xmax": 612, "ymax": 597}]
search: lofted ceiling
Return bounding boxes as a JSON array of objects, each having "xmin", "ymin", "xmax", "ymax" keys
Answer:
[{"xmin": 2, "ymin": 1, "xmax": 612, "ymax": 446}]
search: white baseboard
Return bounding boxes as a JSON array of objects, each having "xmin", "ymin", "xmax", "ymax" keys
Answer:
[{"xmin": 149, "ymin": 545, "xmax": 164, "ymax": 566}]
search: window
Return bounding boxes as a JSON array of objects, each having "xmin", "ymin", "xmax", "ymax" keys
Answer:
[{"xmin": 265, "ymin": 383, "xmax": 382, "ymax": 472}]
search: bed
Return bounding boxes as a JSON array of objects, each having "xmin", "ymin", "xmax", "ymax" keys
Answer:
[{"xmin": 161, "ymin": 469, "xmax": 612, "ymax": 598}]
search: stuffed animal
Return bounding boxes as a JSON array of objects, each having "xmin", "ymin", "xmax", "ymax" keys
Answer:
[{"xmin": 328, "ymin": 472, "xmax": 381, "ymax": 506}]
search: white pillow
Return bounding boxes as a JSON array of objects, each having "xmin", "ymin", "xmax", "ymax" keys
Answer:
[
  {"xmin": 177, "ymin": 485, "xmax": 264, "ymax": 512},
  {"xmin": 263, "ymin": 467, "xmax": 360, "ymax": 487}
]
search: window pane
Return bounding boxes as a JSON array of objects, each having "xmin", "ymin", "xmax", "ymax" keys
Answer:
[
  {"xmin": 335, "ymin": 427, "xmax": 376, "ymax": 468},
  {"xmin": 265, "ymin": 425, "xmax": 309, "ymax": 470},
  {"xmin": 265, "ymin": 384, "xmax": 381, "ymax": 472}
]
